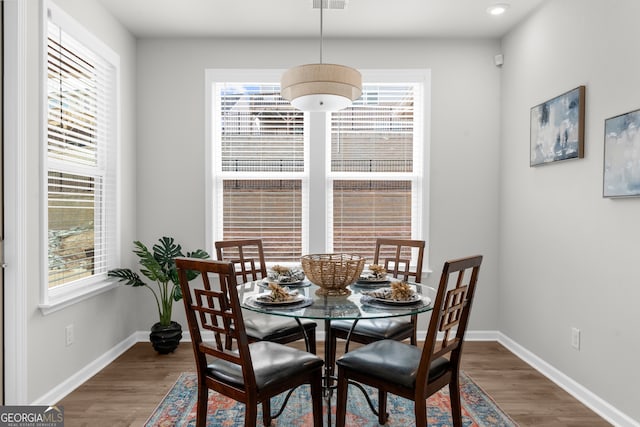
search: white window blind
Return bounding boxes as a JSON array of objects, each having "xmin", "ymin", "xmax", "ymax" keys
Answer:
[
  {"xmin": 329, "ymin": 84, "xmax": 421, "ymax": 262},
  {"xmin": 46, "ymin": 7, "xmax": 117, "ymax": 289},
  {"xmin": 215, "ymin": 83, "xmax": 306, "ymax": 262}
]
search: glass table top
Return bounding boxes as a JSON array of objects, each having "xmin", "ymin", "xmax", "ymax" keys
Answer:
[{"xmin": 238, "ymin": 280, "xmax": 436, "ymax": 320}]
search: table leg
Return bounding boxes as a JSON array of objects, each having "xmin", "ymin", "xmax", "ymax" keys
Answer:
[
  {"xmin": 294, "ymin": 318, "xmax": 311, "ymax": 352},
  {"xmin": 324, "ymin": 318, "xmax": 334, "ymax": 427},
  {"xmin": 291, "ymin": 316, "xmax": 335, "ymax": 425}
]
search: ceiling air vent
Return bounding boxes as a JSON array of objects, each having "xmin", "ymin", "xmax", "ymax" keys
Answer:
[{"xmin": 312, "ymin": 0, "xmax": 347, "ymax": 10}]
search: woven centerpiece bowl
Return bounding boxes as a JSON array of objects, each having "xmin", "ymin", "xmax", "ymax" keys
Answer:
[{"xmin": 301, "ymin": 253, "xmax": 365, "ymax": 296}]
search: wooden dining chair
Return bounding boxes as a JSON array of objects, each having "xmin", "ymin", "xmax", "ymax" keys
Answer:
[
  {"xmin": 327, "ymin": 238, "xmax": 425, "ymax": 371},
  {"xmin": 176, "ymin": 257, "xmax": 324, "ymax": 427},
  {"xmin": 335, "ymin": 255, "xmax": 483, "ymax": 427},
  {"xmin": 215, "ymin": 239, "xmax": 318, "ymax": 354}
]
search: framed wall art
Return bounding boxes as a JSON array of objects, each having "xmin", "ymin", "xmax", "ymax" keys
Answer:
[
  {"xmin": 530, "ymin": 86, "xmax": 585, "ymax": 166},
  {"xmin": 603, "ymin": 108, "xmax": 640, "ymax": 197}
]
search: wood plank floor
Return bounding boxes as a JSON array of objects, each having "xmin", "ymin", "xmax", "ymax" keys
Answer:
[{"xmin": 57, "ymin": 341, "xmax": 610, "ymax": 426}]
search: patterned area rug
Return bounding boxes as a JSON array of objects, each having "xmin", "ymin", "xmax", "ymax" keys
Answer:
[{"xmin": 146, "ymin": 372, "xmax": 516, "ymax": 426}]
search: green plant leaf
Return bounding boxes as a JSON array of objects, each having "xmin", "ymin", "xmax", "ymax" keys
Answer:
[
  {"xmin": 107, "ymin": 268, "xmax": 146, "ymax": 287},
  {"xmin": 184, "ymin": 249, "xmax": 210, "ymax": 281},
  {"xmin": 172, "ymin": 285, "xmax": 182, "ymax": 302},
  {"xmin": 153, "ymin": 237, "xmax": 183, "ymax": 270},
  {"xmin": 168, "ymin": 248, "xmax": 210, "ymax": 286},
  {"xmin": 112, "ymin": 238, "xmax": 211, "ymax": 327},
  {"xmin": 134, "ymin": 240, "xmax": 169, "ymax": 283},
  {"xmin": 187, "ymin": 249, "xmax": 209, "ymax": 259}
]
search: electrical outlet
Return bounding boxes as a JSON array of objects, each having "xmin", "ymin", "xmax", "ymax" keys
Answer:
[
  {"xmin": 65, "ymin": 324, "xmax": 74, "ymax": 346},
  {"xmin": 571, "ymin": 327, "xmax": 580, "ymax": 350}
]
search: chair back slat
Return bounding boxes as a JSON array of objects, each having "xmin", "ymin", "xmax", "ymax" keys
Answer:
[
  {"xmin": 215, "ymin": 239, "xmax": 267, "ymax": 284},
  {"xmin": 373, "ymin": 238, "xmax": 425, "ymax": 282},
  {"xmin": 198, "ymin": 342, "xmax": 242, "ymax": 365},
  {"xmin": 418, "ymin": 255, "xmax": 483, "ymax": 389},
  {"xmin": 176, "ymin": 257, "xmax": 256, "ymax": 390},
  {"xmin": 193, "ymin": 288, "xmax": 234, "ymax": 351},
  {"xmin": 439, "ymin": 285, "xmax": 468, "ymax": 345},
  {"xmin": 431, "ymin": 338, "xmax": 462, "ymax": 360}
]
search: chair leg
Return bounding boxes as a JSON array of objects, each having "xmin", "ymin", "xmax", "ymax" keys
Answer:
[
  {"xmin": 414, "ymin": 398, "xmax": 427, "ymax": 426},
  {"xmin": 378, "ymin": 389, "xmax": 388, "ymax": 425},
  {"xmin": 195, "ymin": 384, "xmax": 208, "ymax": 427},
  {"xmin": 262, "ymin": 398, "xmax": 272, "ymax": 426},
  {"xmin": 335, "ymin": 369, "xmax": 349, "ymax": 427},
  {"xmin": 245, "ymin": 401, "xmax": 258, "ymax": 427},
  {"xmin": 449, "ymin": 376, "xmax": 463, "ymax": 427},
  {"xmin": 310, "ymin": 370, "xmax": 324, "ymax": 427},
  {"xmin": 410, "ymin": 314, "xmax": 418, "ymax": 346}
]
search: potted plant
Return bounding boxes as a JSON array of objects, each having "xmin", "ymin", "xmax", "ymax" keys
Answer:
[{"xmin": 108, "ymin": 236, "xmax": 209, "ymax": 354}]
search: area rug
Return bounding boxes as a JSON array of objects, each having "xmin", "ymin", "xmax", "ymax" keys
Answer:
[{"xmin": 145, "ymin": 372, "xmax": 516, "ymax": 426}]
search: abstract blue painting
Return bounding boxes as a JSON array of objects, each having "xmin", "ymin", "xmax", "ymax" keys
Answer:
[
  {"xmin": 603, "ymin": 108, "xmax": 640, "ymax": 197},
  {"xmin": 530, "ymin": 86, "xmax": 585, "ymax": 166}
]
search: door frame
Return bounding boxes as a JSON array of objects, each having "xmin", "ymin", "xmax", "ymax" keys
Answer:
[
  {"xmin": 1, "ymin": 0, "xmax": 5, "ymax": 405},
  {"xmin": 3, "ymin": 0, "xmax": 29, "ymax": 404}
]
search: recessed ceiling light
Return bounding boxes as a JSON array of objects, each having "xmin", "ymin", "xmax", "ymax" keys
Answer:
[{"xmin": 487, "ymin": 3, "xmax": 510, "ymax": 16}]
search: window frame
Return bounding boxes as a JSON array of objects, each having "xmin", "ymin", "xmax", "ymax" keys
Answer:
[
  {"xmin": 206, "ymin": 69, "xmax": 310, "ymax": 264},
  {"xmin": 206, "ymin": 69, "xmax": 430, "ymax": 269},
  {"xmin": 327, "ymin": 72, "xmax": 426, "ymax": 260},
  {"xmin": 39, "ymin": 1, "xmax": 121, "ymax": 314}
]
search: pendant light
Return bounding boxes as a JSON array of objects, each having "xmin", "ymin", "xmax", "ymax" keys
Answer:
[{"xmin": 280, "ymin": 0, "xmax": 362, "ymax": 112}]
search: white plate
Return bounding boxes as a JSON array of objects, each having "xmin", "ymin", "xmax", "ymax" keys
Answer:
[
  {"xmin": 357, "ymin": 275, "xmax": 390, "ymax": 284},
  {"xmin": 369, "ymin": 293, "xmax": 424, "ymax": 305},
  {"xmin": 253, "ymin": 294, "xmax": 306, "ymax": 306},
  {"xmin": 262, "ymin": 278, "xmax": 307, "ymax": 287}
]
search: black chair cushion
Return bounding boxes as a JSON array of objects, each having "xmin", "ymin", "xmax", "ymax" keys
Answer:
[
  {"xmin": 331, "ymin": 318, "xmax": 413, "ymax": 340},
  {"xmin": 243, "ymin": 311, "xmax": 317, "ymax": 341},
  {"xmin": 336, "ymin": 339, "xmax": 450, "ymax": 389},
  {"xmin": 208, "ymin": 341, "xmax": 324, "ymax": 390}
]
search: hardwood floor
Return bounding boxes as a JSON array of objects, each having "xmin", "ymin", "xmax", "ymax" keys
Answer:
[{"xmin": 57, "ymin": 341, "xmax": 610, "ymax": 426}]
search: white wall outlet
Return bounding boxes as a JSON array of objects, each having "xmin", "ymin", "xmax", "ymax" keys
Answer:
[
  {"xmin": 65, "ymin": 324, "xmax": 74, "ymax": 346},
  {"xmin": 571, "ymin": 327, "xmax": 580, "ymax": 350}
]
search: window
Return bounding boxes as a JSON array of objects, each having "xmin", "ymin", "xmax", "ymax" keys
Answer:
[
  {"xmin": 211, "ymin": 79, "xmax": 307, "ymax": 262},
  {"xmin": 43, "ymin": 2, "xmax": 119, "ymax": 305},
  {"xmin": 208, "ymin": 70, "xmax": 427, "ymax": 265},
  {"xmin": 329, "ymin": 83, "xmax": 422, "ymax": 259}
]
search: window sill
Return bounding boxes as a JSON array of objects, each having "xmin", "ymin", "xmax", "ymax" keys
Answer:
[{"xmin": 38, "ymin": 277, "xmax": 119, "ymax": 316}]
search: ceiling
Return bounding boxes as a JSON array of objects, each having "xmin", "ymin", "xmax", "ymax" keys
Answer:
[{"xmin": 96, "ymin": 0, "xmax": 547, "ymax": 39}]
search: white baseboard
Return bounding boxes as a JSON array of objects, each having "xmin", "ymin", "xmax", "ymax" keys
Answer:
[
  {"xmin": 32, "ymin": 333, "xmax": 140, "ymax": 405},
  {"xmin": 497, "ymin": 332, "xmax": 639, "ymax": 427},
  {"xmin": 37, "ymin": 329, "xmax": 639, "ymax": 427}
]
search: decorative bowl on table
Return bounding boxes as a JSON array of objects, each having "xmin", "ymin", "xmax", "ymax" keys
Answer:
[{"xmin": 301, "ymin": 253, "xmax": 365, "ymax": 296}]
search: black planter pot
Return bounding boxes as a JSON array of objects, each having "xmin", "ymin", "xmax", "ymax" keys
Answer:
[{"xmin": 150, "ymin": 321, "xmax": 182, "ymax": 354}]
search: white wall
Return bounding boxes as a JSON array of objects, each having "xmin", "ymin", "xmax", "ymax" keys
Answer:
[
  {"xmin": 135, "ymin": 37, "xmax": 503, "ymax": 332},
  {"xmin": 6, "ymin": 0, "xmax": 139, "ymax": 402},
  {"xmin": 13, "ymin": 1, "xmax": 638, "ymax": 421},
  {"xmin": 9, "ymin": 0, "xmax": 640, "ymax": 421},
  {"xmin": 500, "ymin": 0, "xmax": 640, "ymax": 422}
]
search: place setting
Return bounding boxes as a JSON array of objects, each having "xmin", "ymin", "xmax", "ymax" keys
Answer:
[
  {"xmin": 351, "ymin": 264, "xmax": 392, "ymax": 288},
  {"xmin": 245, "ymin": 282, "xmax": 313, "ymax": 310},
  {"xmin": 257, "ymin": 264, "xmax": 311, "ymax": 288},
  {"xmin": 360, "ymin": 280, "xmax": 431, "ymax": 309}
]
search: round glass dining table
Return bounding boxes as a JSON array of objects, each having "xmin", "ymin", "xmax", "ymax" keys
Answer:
[
  {"xmin": 239, "ymin": 279, "xmax": 436, "ymax": 323},
  {"xmin": 238, "ymin": 280, "xmax": 436, "ymax": 426}
]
